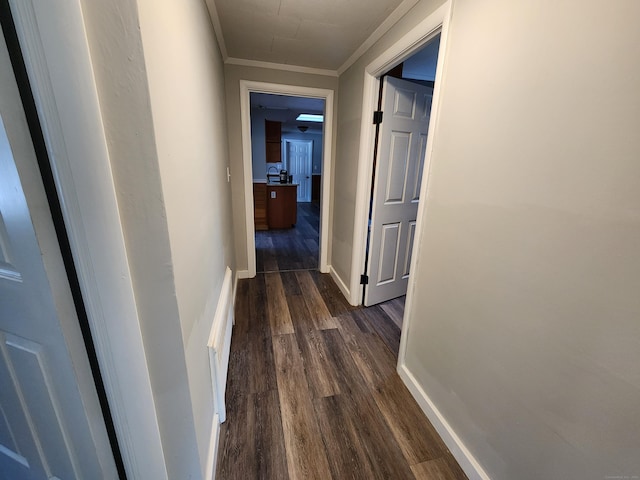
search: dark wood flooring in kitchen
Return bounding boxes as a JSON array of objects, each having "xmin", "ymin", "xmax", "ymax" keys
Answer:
[
  {"xmin": 256, "ymin": 202, "xmax": 319, "ymax": 272},
  {"xmin": 216, "ymin": 270, "xmax": 467, "ymax": 480}
]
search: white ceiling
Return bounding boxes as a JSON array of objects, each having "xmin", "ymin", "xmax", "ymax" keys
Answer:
[
  {"xmin": 251, "ymin": 93, "xmax": 325, "ymax": 134},
  {"xmin": 207, "ymin": 0, "xmax": 419, "ymax": 73}
]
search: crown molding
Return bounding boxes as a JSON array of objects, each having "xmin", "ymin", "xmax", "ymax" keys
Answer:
[
  {"xmin": 204, "ymin": 0, "xmax": 228, "ymax": 60},
  {"xmin": 337, "ymin": 0, "xmax": 420, "ymax": 75},
  {"xmin": 225, "ymin": 57, "xmax": 338, "ymax": 77}
]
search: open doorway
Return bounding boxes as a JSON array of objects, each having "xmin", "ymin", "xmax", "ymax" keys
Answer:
[
  {"xmin": 250, "ymin": 93, "xmax": 325, "ymax": 273},
  {"xmin": 239, "ymin": 81, "xmax": 334, "ymax": 278},
  {"xmin": 361, "ymin": 33, "xmax": 442, "ymax": 336}
]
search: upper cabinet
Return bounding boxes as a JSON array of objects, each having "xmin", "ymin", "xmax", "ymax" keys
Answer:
[{"xmin": 265, "ymin": 120, "xmax": 281, "ymax": 163}]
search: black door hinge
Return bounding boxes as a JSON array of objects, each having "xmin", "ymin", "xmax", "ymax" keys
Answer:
[
  {"xmin": 360, "ymin": 274, "xmax": 369, "ymax": 285},
  {"xmin": 373, "ymin": 111, "xmax": 383, "ymax": 125}
]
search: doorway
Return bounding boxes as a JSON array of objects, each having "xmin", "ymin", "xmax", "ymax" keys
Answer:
[
  {"xmin": 250, "ymin": 92, "xmax": 324, "ymax": 273},
  {"xmin": 239, "ymin": 81, "xmax": 334, "ymax": 278},
  {"xmin": 362, "ymin": 34, "xmax": 441, "ymax": 307}
]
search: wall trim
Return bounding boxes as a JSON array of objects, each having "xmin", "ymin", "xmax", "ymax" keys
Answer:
[
  {"xmin": 239, "ymin": 80, "xmax": 334, "ymax": 277},
  {"xmin": 205, "ymin": 413, "xmax": 221, "ymax": 480},
  {"xmin": 8, "ymin": 0, "xmax": 167, "ymax": 478},
  {"xmin": 349, "ymin": 1, "xmax": 451, "ymax": 306},
  {"xmin": 228, "ymin": 57, "xmax": 338, "ymax": 78},
  {"xmin": 204, "ymin": 0, "xmax": 227, "ymax": 60},
  {"xmin": 236, "ymin": 269, "xmax": 251, "ymax": 280},
  {"xmin": 329, "ymin": 266, "xmax": 352, "ymax": 304},
  {"xmin": 398, "ymin": 363, "xmax": 490, "ymax": 480}
]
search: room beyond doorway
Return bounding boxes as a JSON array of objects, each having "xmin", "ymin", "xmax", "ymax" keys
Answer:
[
  {"xmin": 239, "ymin": 81, "xmax": 334, "ymax": 278},
  {"xmin": 256, "ymin": 203, "xmax": 320, "ymax": 273},
  {"xmin": 249, "ymin": 90, "xmax": 325, "ymax": 274}
]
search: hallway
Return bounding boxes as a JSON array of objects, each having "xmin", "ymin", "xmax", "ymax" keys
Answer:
[{"xmin": 216, "ymin": 270, "xmax": 466, "ymax": 479}]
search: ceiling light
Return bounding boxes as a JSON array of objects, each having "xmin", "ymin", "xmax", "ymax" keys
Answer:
[{"xmin": 296, "ymin": 114, "xmax": 323, "ymax": 122}]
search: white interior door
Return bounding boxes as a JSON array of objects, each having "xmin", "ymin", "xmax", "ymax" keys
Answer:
[
  {"xmin": 364, "ymin": 76, "xmax": 433, "ymax": 306},
  {"xmin": 286, "ymin": 140, "xmax": 312, "ymax": 202},
  {"xmin": 0, "ymin": 30, "xmax": 117, "ymax": 480}
]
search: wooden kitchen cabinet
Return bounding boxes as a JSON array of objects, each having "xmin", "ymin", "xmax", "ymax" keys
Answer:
[
  {"xmin": 267, "ymin": 184, "xmax": 297, "ymax": 229},
  {"xmin": 253, "ymin": 183, "xmax": 269, "ymax": 231},
  {"xmin": 265, "ymin": 120, "xmax": 281, "ymax": 163}
]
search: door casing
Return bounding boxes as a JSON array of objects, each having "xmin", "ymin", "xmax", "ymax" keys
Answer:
[
  {"xmin": 239, "ymin": 81, "xmax": 334, "ymax": 278},
  {"xmin": 350, "ymin": 3, "xmax": 450, "ymax": 310}
]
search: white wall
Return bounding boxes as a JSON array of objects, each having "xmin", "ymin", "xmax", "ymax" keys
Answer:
[
  {"xmin": 79, "ymin": 1, "xmax": 201, "ymax": 477},
  {"xmin": 402, "ymin": 1, "xmax": 640, "ymax": 479},
  {"xmin": 83, "ymin": 0, "xmax": 234, "ymax": 477},
  {"xmin": 137, "ymin": 0, "xmax": 235, "ymax": 476}
]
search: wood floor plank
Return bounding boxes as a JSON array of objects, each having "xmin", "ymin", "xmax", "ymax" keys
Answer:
[
  {"xmin": 411, "ymin": 457, "xmax": 459, "ymax": 480},
  {"xmin": 380, "ymin": 295, "xmax": 405, "ymax": 329},
  {"xmin": 272, "ymin": 333, "xmax": 333, "ymax": 480},
  {"xmin": 356, "ymin": 305, "xmax": 402, "ymax": 356},
  {"xmin": 247, "ymin": 329, "xmax": 277, "ymax": 393},
  {"xmin": 216, "ymin": 392, "xmax": 254, "ymax": 480},
  {"xmin": 285, "ymin": 289, "xmax": 318, "ymax": 334},
  {"xmin": 251, "ymin": 389, "xmax": 289, "ymax": 479},
  {"xmin": 312, "ymin": 395, "xmax": 377, "ymax": 480},
  {"xmin": 335, "ymin": 311, "xmax": 397, "ymax": 389},
  {"xmin": 279, "ymin": 270, "xmax": 302, "ymax": 296},
  {"xmin": 295, "ymin": 270, "xmax": 336, "ymax": 330},
  {"xmin": 297, "ymin": 328, "xmax": 341, "ymax": 398},
  {"xmin": 372, "ymin": 373, "xmax": 446, "ymax": 465},
  {"xmin": 265, "ymin": 272, "xmax": 295, "ymax": 335},
  {"xmin": 233, "ymin": 279, "xmax": 250, "ymax": 340},
  {"xmin": 309, "ymin": 270, "xmax": 356, "ymax": 317},
  {"xmin": 247, "ymin": 274, "xmax": 269, "ymax": 337},
  {"xmin": 321, "ymin": 329, "xmax": 416, "ymax": 479}
]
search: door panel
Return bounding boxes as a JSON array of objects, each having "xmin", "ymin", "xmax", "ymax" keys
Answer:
[
  {"xmin": 402, "ymin": 221, "xmax": 417, "ymax": 278},
  {"xmin": 365, "ymin": 76, "xmax": 434, "ymax": 306},
  {"xmin": 386, "ymin": 132, "xmax": 410, "ymax": 203},
  {"xmin": 0, "ymin": 26, "xmax": 116, "ymax": 479},
  {"xmin": 286, "ymin": 140, "xmax": 312, "ymax": 202},
  {"xmin": 378, "ymin": 222, "xmax": 401, "ymax": 284}
]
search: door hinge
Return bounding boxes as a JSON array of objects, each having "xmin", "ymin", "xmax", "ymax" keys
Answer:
[
  {"xmin": 373, "ymin": 111, "xmax": 383, "ymax": 125},
  {"xmin": 360, "ymin": 274, "xmax": 369, "ymax": 285}
]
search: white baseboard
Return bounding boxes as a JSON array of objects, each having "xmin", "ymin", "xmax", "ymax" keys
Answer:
[
  {"xmin": 205, "ymin": 413, "xmax": 221, "ymax": 480},
  {"xmin": 329, "ymin": 266, "xmax": 351, "ymax": 303},
  {"xmin": 397, "ymin": 363, "xmax": 490, "ymax": 480},
  {"xmin": 236, "ymin": 269, "xmax": 251, "ymax": 279}
]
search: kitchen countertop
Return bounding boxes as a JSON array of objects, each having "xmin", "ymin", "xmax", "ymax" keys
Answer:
[{"xmin": 254, "ymin": 179, "xmax": 299, "ymax": 186}]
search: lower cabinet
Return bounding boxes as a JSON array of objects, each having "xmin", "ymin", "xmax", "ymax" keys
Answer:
[
  {"xmin": 253, "ymin": 183, "xmax": 269, "ymax": 231},
  {"xmin": 267, "ymin": 184, "xmax": 297, "ymax": 229}
]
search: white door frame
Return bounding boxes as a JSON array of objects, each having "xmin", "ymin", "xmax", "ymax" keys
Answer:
[
  {"xmin": 8, "ymin": 1, "xmax": 167, "ymax": 478},
  {"xmin": 239, "ymin": 81, "xmax": 334, "ymax": 277},
  {"xmin": 349, "ymin": 2, "xmax": 451, "ymax": 307},
  {"xmin": 284, "ymin": 138, "xmax": 313, "ymax": 202}
]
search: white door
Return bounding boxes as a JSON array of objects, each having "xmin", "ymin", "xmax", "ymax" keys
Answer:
[
  {"xmin": 364, "ymin": 76, "xmax": 433, "ymax": 306},
  {"xmin": 286, "ymin": 140, "xmax": 312, "ymax": 202},
  {"xmin": 0, "ymin": 31, "xmax": 117, "ymax": 480}
]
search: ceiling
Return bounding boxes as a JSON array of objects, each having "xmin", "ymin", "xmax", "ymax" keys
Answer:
[
  {"xmin": 207, "ymin": 0, "xmax": 419, "ymax": 73},
  {"xmin": 251, "ymin": 93, "xmax": 325, "ymax": 134}
]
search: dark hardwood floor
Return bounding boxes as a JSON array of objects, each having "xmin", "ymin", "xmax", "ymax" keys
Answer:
[
  {"xmin": 217, "ymin": 270, "xmax": 467, "ymax": 479},
  {"xmin": 256, "ymin": 202, "xmax": 319, "ymax": 272}
]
